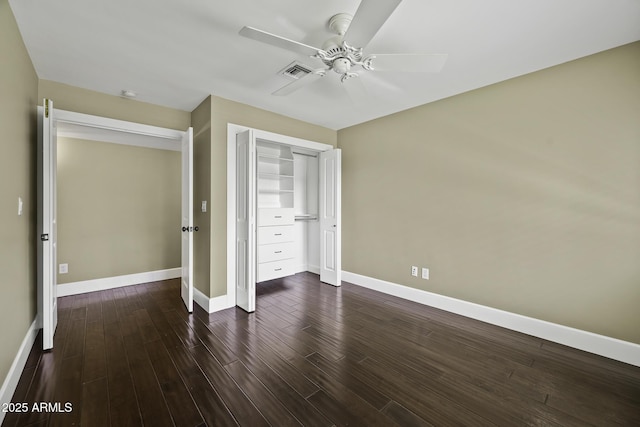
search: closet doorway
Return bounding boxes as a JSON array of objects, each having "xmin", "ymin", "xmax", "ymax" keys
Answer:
[
  {"xmin": 227, "ymin": 124, "xmax": 341, "ymax": 313},
  {"xmin": 37, "ymin": 99, "xmax": 194, "ymax": 350}
]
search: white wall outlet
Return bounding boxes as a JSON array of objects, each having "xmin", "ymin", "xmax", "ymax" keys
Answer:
[
  {"xmin": 201, "ymin": 200, "xmax": 207, "ymax": 213},
  {"xmin": 59, "ymin": 263, "xmax": 68, "ymax": 274},
  {"xmin": 18, "ymin": 197, "xmax": 23, "ymax": 216},
  {"xmin": 411, "ymin": 266, "xmax": 418, "ymax": 277},
  {"xmin": 422, "ymin": 267, "xmax": 429, "ymax": 280}
]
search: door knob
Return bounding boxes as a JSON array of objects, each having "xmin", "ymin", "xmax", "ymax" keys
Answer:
[
  {"xmin": 194, "ymin": 226, "xmax": 199, "ymax": 232},
  {"xmin": 182, "ymin": 226, "xmax": 187, "ymax": 232}
]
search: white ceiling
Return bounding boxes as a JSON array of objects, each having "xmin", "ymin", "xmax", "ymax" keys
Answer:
[{"xmin": 9, "ymin": 0, "xmax": 640, "ymax": 130}]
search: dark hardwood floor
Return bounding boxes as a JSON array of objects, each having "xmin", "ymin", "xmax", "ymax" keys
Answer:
[{"xmin": 3, "ymin": 273, "xmax": 640, "ymax": 426}]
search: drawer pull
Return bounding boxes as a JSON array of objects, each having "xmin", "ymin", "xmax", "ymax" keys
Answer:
[
  {"xmin": 274, "ymin": 215, "xmax": 282, "ymax": 218},
  {"xmin": 274, "ymin": 268, "xmax": 282, "ymax": 271},
  {"xmin": 274, "ymin": 251, "xmax": 282, "ymax": 254},
  {"xmin": 274, "ymin": 233, "xmax": 282, "ymax": 236}
]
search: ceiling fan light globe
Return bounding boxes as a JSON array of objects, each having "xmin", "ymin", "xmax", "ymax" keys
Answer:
[{"xmin": 332, "ymin": 58, "xmax": 351, "ymax": 74}]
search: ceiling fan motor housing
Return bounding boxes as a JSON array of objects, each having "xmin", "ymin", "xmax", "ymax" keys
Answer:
[
  {"xmin": 328, "ymin": 13, "xmax": 352, "ymax": 36},
  {"xmin": 318, "ymin": 37, "xmax": 365, "ymax": 71}
]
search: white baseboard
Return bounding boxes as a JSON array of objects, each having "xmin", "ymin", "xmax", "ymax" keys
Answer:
[
  {"xmin": 342, "ymin": 271, "xmax": 640, "ymax": 367},
  {"xmin": 57, "ymin": 268, "xmax": 181, "ymax": 297},
  {"xmin": 194, "ymin": 287, "xmax": 234, "ymax": 313},
  {"xmin": 0, "ymin": 319, "xmax": 38, "ymax": 423}
]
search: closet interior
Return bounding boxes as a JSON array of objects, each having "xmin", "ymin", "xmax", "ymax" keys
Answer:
[
  {"xmin": 256, "ymin": 140, "xmax": 320, "ymax": 282},
  {"xmin": 234, "ymin": 126, "xmax": 340, "ymax": 313}
]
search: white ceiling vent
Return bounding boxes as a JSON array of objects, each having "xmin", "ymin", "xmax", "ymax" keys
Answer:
[{"xmin": 279, "ymin": 62, "xmax": 312, "ymax": 80}]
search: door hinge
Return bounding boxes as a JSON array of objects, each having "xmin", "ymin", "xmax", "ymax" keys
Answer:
[
  {"xmin": 41, "ymin": 234, "xmax": 49, "ymax": 241},
  {"xmin": 44, "ymin": 100, "xmax": 49, "ymax": 118}
]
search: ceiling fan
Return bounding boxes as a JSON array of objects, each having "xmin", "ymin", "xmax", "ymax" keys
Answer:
[{"xmin": 239, "ymin": 0, "xmax": 447, "ymax": 100}]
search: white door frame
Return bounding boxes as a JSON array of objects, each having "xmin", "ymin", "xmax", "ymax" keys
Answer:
[
  {"xmin": 39, "ymin": 106, "xmax": 192, "ymax": 348},
  {"xmin": 226, "ymin": 123, "xmax": 337, "ymax": 307}
]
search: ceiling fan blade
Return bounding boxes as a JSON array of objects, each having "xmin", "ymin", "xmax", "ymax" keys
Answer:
[
  {"xmin": 273, "ymin": 70, "xmax": 326, "ymax": 96},
  {"xmin": 239, "ymin": 26, "xmax": 321, "ymax": 56},
  {"xmin": 342, "ymin": 75, "xmax": 369, "ymax": 105},
  {"xmin": 344, "ymin": 0, "xmax": 402, "ymax": 48},
  {"xmin": 368, "ymin": 53, "xmax": 448, "ymax": 72}
]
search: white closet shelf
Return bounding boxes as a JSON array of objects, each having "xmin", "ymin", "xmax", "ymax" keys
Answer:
[
  {"xmin": 258, "ymin": 154, "xmax": 294, "ymax": 163},
  {"xmin": 258, "ymin": 172, "xmax": 294, "ymax": 178},
  {"xmin": 258, "ymin": 189, "xmax": 294, "ymax": 194}
]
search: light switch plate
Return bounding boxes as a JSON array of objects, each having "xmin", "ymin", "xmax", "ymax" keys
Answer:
[
  {"xmin": 421, "ymin": 267, "xmax": 429, "ymax": 280},
  {"xmin": 59, "ymin": 263, "xmax": 68, "ymax": 274},
  {"xmin": 201, "ymin": 201, "xmax": 207, "ymax": 212}
]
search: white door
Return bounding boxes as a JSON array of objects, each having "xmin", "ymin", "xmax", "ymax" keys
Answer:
[
  {"xmin": 37, "ymin": 99, "xmax": 58, "ymax": 350},
  {"xmin": 236, "ymin": 130, "xmax": 256, "ymax": 312},
  {"xmin": 181, "ymin": 127, "xmax": 194, "ymax": 312},
  {"xmin": 319, "ymin": 149, "xmax": 342, "ymax": 286}
]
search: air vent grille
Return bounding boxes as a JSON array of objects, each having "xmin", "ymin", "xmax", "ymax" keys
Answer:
[{"xmin": 280, "ymin": 62, "xmax": 312, "ymax": 80}]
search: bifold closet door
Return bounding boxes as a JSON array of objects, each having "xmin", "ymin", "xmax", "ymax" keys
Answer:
[
  {"xmin": 319, "ymin": 149, "xmax": 342, "ymax": 286},
  {"xmin": 181, "ymin": 127, "xmax": 194, "ymax": 313},
  {"xmin": 236, "ymin": 130, "xmax": 256, "ymax": 312},
  {"xmin": 38, "ymin": 98, "xmax": 58, "ymax": 350}
]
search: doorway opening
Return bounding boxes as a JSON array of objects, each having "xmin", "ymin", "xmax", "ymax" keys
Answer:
[{"xmin": 37, "ymin": 100, "xmax": 194, "ymax": 350}]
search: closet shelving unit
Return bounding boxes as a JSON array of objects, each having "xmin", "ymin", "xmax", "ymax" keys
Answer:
[{"xmin": 256, "ymin": 142, "xmax": 296, "ymax": 282}]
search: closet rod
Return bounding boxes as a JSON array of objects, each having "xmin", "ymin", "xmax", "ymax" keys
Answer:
[{"xmin": 292, "ymin": 151, "xmax": 318, "ymax": 158}]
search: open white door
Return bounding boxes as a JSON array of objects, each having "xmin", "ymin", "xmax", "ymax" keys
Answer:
[
  {"xmin": 236, "ymin": 130, "xmax": 256, "ymax": 312},
  {"xmin": 37, "ymin": 99, "xmax": 58, "ymax": 350},
  {"xmin": 319, "ymin": 149, "xmax": 342, "ymax": 286},
  {"xmin": 181, "ymin": 127, "xmax": 194, "ymax": 312}
]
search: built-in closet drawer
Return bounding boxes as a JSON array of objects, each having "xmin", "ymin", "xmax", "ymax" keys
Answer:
[
  {"xmin": 258, "ymin": 259, "xmax": 295, "ymax": 282},
  {"xmin": 258, "ymin": 208, "xmax": 294, "ymax": 226},
  {"xmin": 258, "ymin": 225, "xmax": 294, "ymax": 245},
  {"xmin": 258, "ymin": 242, "xmax": 295, "ymax": 263}
]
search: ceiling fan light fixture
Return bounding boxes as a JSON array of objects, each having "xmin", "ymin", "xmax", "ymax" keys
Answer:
[
  {"xmin": 332, "ymin": 58, "xmax": 351, "ymax": 74},
  {"xmin": 340, "ymin": 72, "xmax": 359, "ymax": 83}
]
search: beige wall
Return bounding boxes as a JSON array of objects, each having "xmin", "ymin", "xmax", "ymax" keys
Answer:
[
  {"xmin": 0, "ymin": 0, "xmax": 39, "ymax": 395},
  {"xmin": 338, "ymin": 42, "xmax": 640, "ymax": 344},
  {"xmin": 38, "ymin": 80, "xmax": 190, "ymax": 130},
  {"xmin": 197, "ymin": 95, "xmax": 337, "ymax": 298},
  {"xmin": 56, "ymin": 138, "xmax": 181, "ymax": 283}
]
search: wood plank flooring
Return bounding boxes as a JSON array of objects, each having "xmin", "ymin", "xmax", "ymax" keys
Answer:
[{"xmin": 3, "ymin": 273, "xmax": 640, "ymax": 426}]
